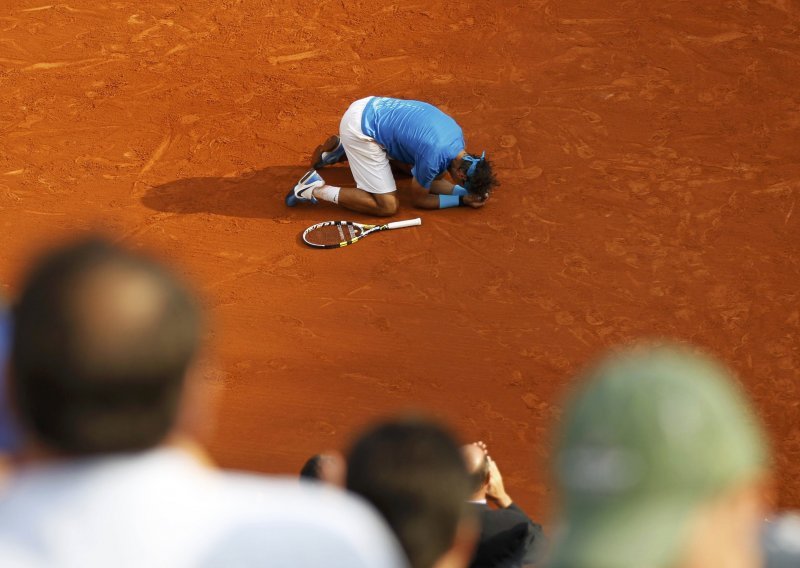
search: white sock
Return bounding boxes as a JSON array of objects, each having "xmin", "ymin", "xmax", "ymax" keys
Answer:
[{"xmin": 314, "ymin": 184, "xmax": 341, "ymax": 204}]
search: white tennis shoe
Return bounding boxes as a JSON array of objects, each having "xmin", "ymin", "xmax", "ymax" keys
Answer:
[
  {"xmin": 285, "ymin": 169, "xmax": 324, "ymax": 206},
  {"xmin": 313, "ymin": 135, "xmax": 347, "ymax": 169}
]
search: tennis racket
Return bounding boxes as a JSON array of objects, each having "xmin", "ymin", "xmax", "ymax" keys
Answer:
[{"xmin": 302, "ymin": 218, "xmax": 422, "ymax": 248}]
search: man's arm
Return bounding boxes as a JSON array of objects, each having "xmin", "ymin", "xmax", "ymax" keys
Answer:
[
  {"xmin": 410, "ymin": 179, "xmax": 443, "ymax": 209},
  {"xmin": 428, "ymin": 176, "xmax": 456, "ymax": 195},
  {"xmin": 502, "ymin": 501, "xmax": 547, "ymax": 566},
  {"xmin": 485, "ymin": 456, "xmax": 514, "ymax": 508},
  {"xmin": 485, "ymin": 456, "xmax": 547, "ymax": 565},
  {"xmin": 410, "ymin": 179, "xmax": 485, "ymax": 209}
]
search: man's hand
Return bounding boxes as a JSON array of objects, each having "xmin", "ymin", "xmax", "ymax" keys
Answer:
[
  {"xmin": 486, "ymin": 456, "xmax": 513, "ymax": 509},
  {"xmin": 462, "ymin": 193, "xmax": 488, "ymax": 209}
]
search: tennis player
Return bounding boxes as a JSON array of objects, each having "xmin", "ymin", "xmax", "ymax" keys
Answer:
[{"xmin": 285, "ymin": 96, "xmax": 498, "ymax": 216}]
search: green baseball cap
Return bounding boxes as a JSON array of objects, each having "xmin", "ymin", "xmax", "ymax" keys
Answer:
[{"xmin": 550, "ymin": 344, "xmax": 768, "ymax": 568}]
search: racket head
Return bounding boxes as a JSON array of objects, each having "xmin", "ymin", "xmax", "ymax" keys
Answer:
[{"xmin": 302, "ymin": 220, "xmax": 374, "ymax": 248}]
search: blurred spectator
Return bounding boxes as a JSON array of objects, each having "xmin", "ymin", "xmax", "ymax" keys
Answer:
[
  {"xmin": 0, "ymin": 302, "xmax": 19, "ymax": 480},
  {"xmin": 462, "ymin": 442, "xmax": 546, "ymax": 567},
  {"xmin": 0, "ymin": 238, "xmax": 405, "ymax": 568},
  {"xmin": 549, "ymin": 344, "xmax": 769, "ymax": 568},
  {"xmin": 763, "ymin": 513, "xmax": 800, "ymax": 568},
  {"xmin": 347, "ymin": 417, "xmax": 477, "ymax": 568},
  {"xmin": 299, "ymin": 451, "xmax": 346, "ymax": 487}
]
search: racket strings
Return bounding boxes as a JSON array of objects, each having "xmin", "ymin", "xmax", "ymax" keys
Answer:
[{"xmin": 308, "ymin": 223, "xmax": 361, "ymax": 246}]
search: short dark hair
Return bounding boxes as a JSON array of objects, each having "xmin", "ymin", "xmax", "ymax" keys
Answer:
[
  {"xmin": 11, "ymin": 238, "xmax": 200, "ymax": 455},
  {"xmin": 299, "ymin": 454, "xmax": 323, "ymax": 480},
  {"xmin": 346, "ymin": 417, "xmax": 471, "ymax": 568},
  {"xmin": 460, "ymin": 154, "xmax": 498, "ymax": 199}
]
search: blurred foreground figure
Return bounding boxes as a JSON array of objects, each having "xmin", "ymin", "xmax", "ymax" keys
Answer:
[
  {"xmin": 347, "ymin": 417, "xmax": 477, "ymax": 568},
  {"xmin": 0, "ymin": 303, "xmax": 18, "ymax": 481},
  {"xmin": 549, "ymin": 344, "xmax": 769, "ymax": 568},
  {"xmin": 299, "ymin": 451, "xmax": 347, "ymax": 487},
  {"xmin": 763, "ymin": 513, "xmax": 800, "ymax": 568},
  {"xmin": 0, "ymin": 239, "xmax": 405, "ymax": 568}
]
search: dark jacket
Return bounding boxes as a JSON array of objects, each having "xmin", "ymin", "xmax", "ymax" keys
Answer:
[{"xmin": 467, "ymin": 502, "xmax": 546, "ymax": 568}]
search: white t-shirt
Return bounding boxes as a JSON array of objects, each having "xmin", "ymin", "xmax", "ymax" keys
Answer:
[{"xmin": 0, "ymin": 448, "xmax": 407, "ymax": 568}]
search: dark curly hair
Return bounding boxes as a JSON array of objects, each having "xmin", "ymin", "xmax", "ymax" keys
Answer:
[{"xmin": 459, "ymin": 154, "xmax": 498, "ymax": 200}]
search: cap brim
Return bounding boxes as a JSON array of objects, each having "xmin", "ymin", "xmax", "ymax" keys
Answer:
[{"xmin": 549, "ymin": 495, "xmax": 697, "ymax": 568}]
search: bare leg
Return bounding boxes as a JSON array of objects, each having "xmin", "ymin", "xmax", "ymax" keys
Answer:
[{"xmin": 319, "ymin": 187, "xmax": 399, "ymax": 217}]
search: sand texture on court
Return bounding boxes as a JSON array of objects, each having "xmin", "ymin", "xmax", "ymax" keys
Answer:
[{"xmin": 1, "ymin": 1, "xmax": 799, "ymax": 519}]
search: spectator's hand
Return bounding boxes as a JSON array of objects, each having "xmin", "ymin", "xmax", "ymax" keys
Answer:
[{"xmin": 486, "ymin": 457, "xmax": 513, "ymax": 509}]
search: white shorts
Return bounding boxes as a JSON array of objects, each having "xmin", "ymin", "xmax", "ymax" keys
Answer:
[{"xmin": 339, "ymin": 97, "xmax": 397, "ymax": 194}]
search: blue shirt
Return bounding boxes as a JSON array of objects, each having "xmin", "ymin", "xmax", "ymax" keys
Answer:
[{"xmin": 361, "ymin": 97, "xmax": 465, "ymax": 189}]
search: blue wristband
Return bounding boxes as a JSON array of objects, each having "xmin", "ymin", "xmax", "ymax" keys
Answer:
[
  {"xmin": 438, "ymin": 194, "xmax": 461, "ymax": 208},
  {"xmin": 452, "ymin": 184, "xmax": 468, "ymax": 196}
]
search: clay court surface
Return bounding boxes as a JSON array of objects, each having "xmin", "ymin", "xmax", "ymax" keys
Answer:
[{"xmin": 1, "ymin": 1, "xmax": 799, "ymax": 518}]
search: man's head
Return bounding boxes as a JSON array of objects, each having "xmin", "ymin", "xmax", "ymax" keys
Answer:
[
  {"xmin": 11, "ymin": 238, "xmax": 201, "ymax": 456},
  {"xmin": 461, "ymin": 443, "xmax": 490, "ymax": 497},
  {"xmin": 550, "ymin": 343, "xmax": 769, "ymax": 568},
  {"xmin": 450, "ymin": 152, "xmax": 498, "ymax": 200},
  {"xmin": 346, "ymin": 417, "xmax": 475, "ymax": 568}
]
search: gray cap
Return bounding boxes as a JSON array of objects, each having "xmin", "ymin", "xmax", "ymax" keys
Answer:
[{"xmin": 550, "ymin": 343, "xmax": 769, "ymax": 568}]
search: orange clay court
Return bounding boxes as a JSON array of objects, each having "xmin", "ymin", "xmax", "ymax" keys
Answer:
[{"xmin": 0, "ymin": 1, "xmax": 798, "ymax": 521}]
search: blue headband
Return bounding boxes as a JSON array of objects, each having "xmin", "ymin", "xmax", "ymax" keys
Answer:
[{"xmin": 462, "ymin": 151, "xmax": 486, "ymax": 190}]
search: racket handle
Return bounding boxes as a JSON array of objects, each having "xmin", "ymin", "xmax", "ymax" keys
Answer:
[{"xmin": 385, "ymin": 218, "xmax": 422, "ymax": 230}]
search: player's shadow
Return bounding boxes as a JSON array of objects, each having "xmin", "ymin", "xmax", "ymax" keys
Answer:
[
  {"xmin": 142, "ymin": 164, "xmax": 416, "ymax": 219},
  {"xmin": 142, "ymin": 166, "xmax": 361, "ymax": 219}
]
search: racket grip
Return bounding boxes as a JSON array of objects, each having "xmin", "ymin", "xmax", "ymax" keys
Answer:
[{"xmin": 385, "ymin": 218, "xmax": 422, "ymax": 230}]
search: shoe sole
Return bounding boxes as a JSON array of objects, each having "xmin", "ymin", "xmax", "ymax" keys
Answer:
[
  {"xmin": 285, "ymin": 190, "xmax": 317, "ymax": 207},
  {"xmin": 297, "ymin": 169, "xmax": 318, "ymax": 185},
  {"xmin": 311, "ymin": 135, "xmax": 347, "ymax": 169},
  {"xmin": 319, "ymin": 146, "xmax": 345, "ymax": 166}
]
